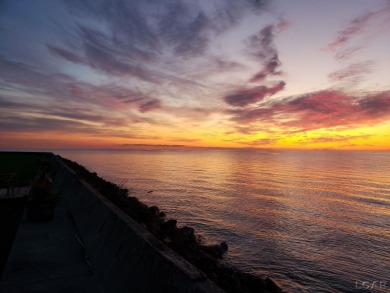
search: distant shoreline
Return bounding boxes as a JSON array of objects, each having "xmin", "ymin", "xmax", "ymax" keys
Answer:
[{"xmin": 1, "ymin": 147, "xmax": 389, "ymax": 153}]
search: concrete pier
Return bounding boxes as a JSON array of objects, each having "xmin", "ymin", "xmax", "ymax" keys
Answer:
[
  {"xmin": 0, "ymin": 196, "xmax": 102, "ymax": 292},
  {"xmin": 0, "ymin": 154, "xmax": 223, "ymax": 292}
]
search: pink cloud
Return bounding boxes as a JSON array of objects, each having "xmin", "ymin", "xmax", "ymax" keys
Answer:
[
  {"xmin": 275, "ymin": 18, "xmax": 291, "ymax": 33},
  {"xmin": 334, "ymin": 47, "xmax": 363, "ymax": 62},
  {"xmin": 229, "ymin": 90, "xmax": 390, "ymax": 132},
  {"xmin": 326, "ymin": 10, "xmax": 381, "ymax": 51},
  {"xmin": 328, "ymin": 61, "xmax": 374, "ymax": 83}
]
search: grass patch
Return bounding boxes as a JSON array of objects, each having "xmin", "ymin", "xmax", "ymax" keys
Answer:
[{"xmin": 0, "ymin": 152, "xmax": 44, "ymax": 187}]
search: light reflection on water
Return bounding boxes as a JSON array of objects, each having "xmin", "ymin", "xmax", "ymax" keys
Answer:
[{"xmin": 56, "ymin": 149, "xmax": 390, "ymax": 292}]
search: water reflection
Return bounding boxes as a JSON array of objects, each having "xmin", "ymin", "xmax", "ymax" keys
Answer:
[{"xmin": 57, "ymin": 149, "xmax": 390, "ymax": 292}]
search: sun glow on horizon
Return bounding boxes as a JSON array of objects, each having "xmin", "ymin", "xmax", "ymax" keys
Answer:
[{"xmin": 0, "ymin": 0, "xmax": 389, "ymax": 150}]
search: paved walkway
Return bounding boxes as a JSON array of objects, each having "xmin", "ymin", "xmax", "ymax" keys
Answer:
[{"xmin": 0, "ymin": 198, "xmax": 103, "ymax": 293}]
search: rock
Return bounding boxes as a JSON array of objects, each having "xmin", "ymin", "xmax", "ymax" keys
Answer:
[
  {"xmin": 161, "ymin": 219, "xmax": 177, "ymax": 231},
  {"xmin": 201, "ymin": 242, "xmax": 228, "ymax": 259},
  {"xmin": 181, "ymin": 226, "xmax": 195, "ymax": 236},
  {"xmin": 180, "ymin": 226, "xmax": 196, "ymax": 242},
  {"xmin": 220, "ymin": 241, "xmax": 228, "ymax": 252},
  {"xmin": 148, "ymin": 206, "xmax": 159, "ymax": 215}
]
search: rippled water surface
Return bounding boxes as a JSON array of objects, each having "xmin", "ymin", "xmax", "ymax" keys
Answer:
[{"xmin": 56, "ymin": 149, "xmax": 390, "ymax": 292}]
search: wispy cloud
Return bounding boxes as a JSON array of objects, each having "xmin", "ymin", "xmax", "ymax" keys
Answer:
[
  {"xmin": 303, "ymin": 134, "xmax": 371, "ymax": 144},
  {"xmin": 246, "ymin": 24, "xmax": 283, "ymax": 82},
  {"xmin": 220, "ymin": 19, "xmax": 289, "ymax": 109},
  {"xmin": 220, "ymin": 131, "xmax": 374, "ymax": 148},
  {"xmin": 0, "ymin": 54, "xmax": 163, "ymax": 112},
  {"xmin": 139, "ymin": 99, "xmax": 162, "ymax": 113},
  {"xmin": 1, "ymin": 0, "xmax": 388, "ymax": 149},
  {"xmin": 0, "ymin": 109, "xmax": 161, "ymax": 142},
  {"xmin": 47, "ymin": 45, "xmax": 83, "ymax": 64},
  {"xmin": 0, "ymin": 114, "xmax": 93, "ymax": 133},
  {"xmin": 325, "ymin": 3, "xmax": 390, "ymax": 66},
  {"xmin": 334, "ymin": 47, "xmax": 363, "ymax": 62},
  {"xmin": 157, "ymin": 2, "xmax": 210, "ymax": 57},
  {"xmin": 328, "ymin": 61, "xmax": 374, "ymax": 85},
  {"xmin": 229, "ymin": 90, "xmax": 390, "ymax": 132},
  {"xmin": 41, "ymin": 0, "xmax": 275, "ymax": 117},
  {"xmin": 47, "ymin": 26, "xmax": 160, "ymax": 83},
  {"xmin": 224, "ymin": 81, "xmax": 285, "ymax": 107},
  {"xmin": 222, "ymin": 18, "xmax": 288, "ymax": 108},
  {"xmin": 326, "ymin": 10, "xmax": 381, "ymax": 51},
  {"xmin": 0, "ymin": 53, "xmax": 171, "ymax": 141},
  {"xmin": 321, "ymin": 2, "xmax": 390, "ymax": 105},
  {"xmin": 53, "ymin": 0, "xmax": 270, "ymax": 83}
]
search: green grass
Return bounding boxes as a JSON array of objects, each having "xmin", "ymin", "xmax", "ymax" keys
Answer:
[{"xmin": 0, "ymin": 152, "xmax": 44, "ymax": 187}]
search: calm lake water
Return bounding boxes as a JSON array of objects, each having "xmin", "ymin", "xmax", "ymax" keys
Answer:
[{"xmin": 55, "ymin": 149, "xmax": 390, "ymax": 292}]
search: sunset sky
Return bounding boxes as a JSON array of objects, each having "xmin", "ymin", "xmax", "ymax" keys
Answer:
[{"xmin": 1, "ymin": 0, "xmax": 389, "ymax": 150}]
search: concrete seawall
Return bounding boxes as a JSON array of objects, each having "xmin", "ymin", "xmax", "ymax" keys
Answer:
[{"xmin": 50, "ymin": 154, "xmax": 224, "ymax": 292}]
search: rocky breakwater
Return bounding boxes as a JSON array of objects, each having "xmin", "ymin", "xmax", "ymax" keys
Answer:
[{"xmin": 59, "ymin": 155, "xmax": 283, "ymax": 293}]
